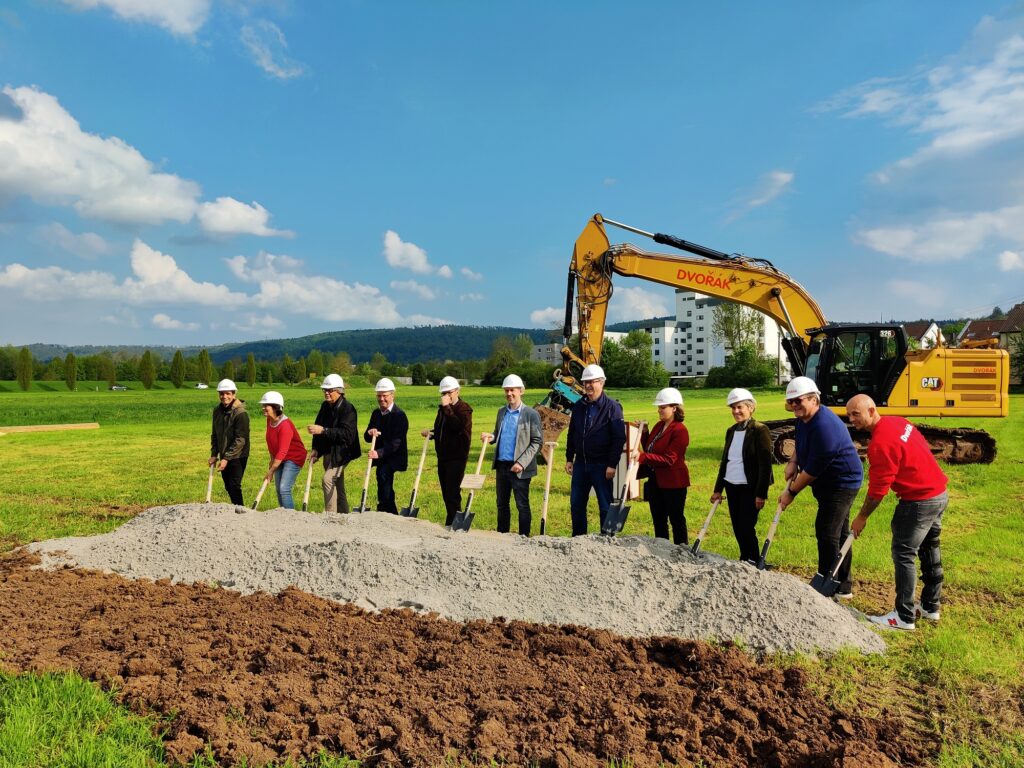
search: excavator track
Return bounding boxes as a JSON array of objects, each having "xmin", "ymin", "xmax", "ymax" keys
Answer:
[{"xmin": 763, "ymin": 419, "xmax": 997, "ymax": 465}]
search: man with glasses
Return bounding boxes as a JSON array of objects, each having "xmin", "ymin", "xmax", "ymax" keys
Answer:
[
  {"xmin": 778, "ymin": 376, "xmax": 862, "ymax": 597},
  {"xmin": 308, "ymin": 373, "xmax": 360, "ymax": 514},
  {"xmin": 565, "ymin": 364, "xmax": 626, "ymax": 536},
  {"xmin": 364, "ymin": 377, "xmax": 408, "ymax": 514},
  {"xmin": 209, "ymin": 378, "xmax": 250, "ymax": 505}
]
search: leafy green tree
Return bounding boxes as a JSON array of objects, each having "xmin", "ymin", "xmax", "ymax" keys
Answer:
[
  {"xmin": 139, "ymin": 350, "xmax": 156, "ymax": 390},
  {"xmin": 197, "ymin": 349, "xmax": 213, "ymax": 385},
  {"xmin": 988, "ymin": 306, "xmax": 1006, "ymax": 320},
  {"xmin": 712, "ymin": 304, "xmax": 763, "ymax": 351},
  {"xmin": 331, "ymin": 351, "xmax": 353, "ymax": 375},
  {"xmin": 246, "ymin": 353, "xmax": 257, "ymax": 387},
  {"xmin": 281, "ymin": 353, "xmax": 296, "ymax": 383},
  {"xmin": 295, "ymin": 358, "xmax": 307, "ymax": 382},
  {"xmin": 306, "ymin": 350, "xmax": 325, "ymax": 379},
  {"xmin": 42, "ymin": 358, "xmax": 61, "ymax": 381},
  {"xmin": 221, "ymin": 360, "xmax": 236, "ymax": 382},
  {"xmin": 410, "ymin": 363, "xmax": 426, "ymax": 385},
  {"xmin": 600, "ymin": 331, "xmax": 665, "ymax": 387},
  {"xmin": 369, "ymin": 351, "xmax": 387, "ymax": 371},
  {"xmin": 1010, "ymin": 333, "xmax": 1024, "ymax": 386},
  {"xmin": 64, "ymin": 352, "xmax": 77, "ymax": 391},
  {"xmin": 0, "ymin": 346, "xmax": 16, "ymax": 379},
  {"xmin": 169, "ymin": 350, "xmax": 185, "ymax": 388},
  {"xmin": 16, "ymin": 347, "xmax": 33, "ymax": 391},
  {"xmin": 99, "ymin": 354, "xmax": 116, "ymax": 387},
  {"xmin": 705, "ymin": 344, "xmax": 777, "ymax": 388}
]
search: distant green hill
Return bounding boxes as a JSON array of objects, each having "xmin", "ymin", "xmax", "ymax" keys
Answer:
[{"xmin": 24, "ymin": 326, "xmax": 557, "ymax": 364}]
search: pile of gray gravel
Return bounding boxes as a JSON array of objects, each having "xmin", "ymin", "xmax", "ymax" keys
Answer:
[{"xmin": 31, "ymin": 503, "xmax": 885, "ymax": 655}]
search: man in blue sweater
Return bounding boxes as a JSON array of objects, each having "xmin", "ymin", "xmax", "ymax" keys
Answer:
[
  {"xmin": 565, "ymin": 364, "xmax": 626, "ymax": 536},
  {"xmin": 778, "ymin": 376, "xmax": 863, "ymax": 597}
]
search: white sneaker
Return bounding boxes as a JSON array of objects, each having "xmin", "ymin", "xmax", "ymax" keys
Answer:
[
  {"xmin": 914, "ymin": 601, "xmax": 941, "ymax": 621},
  {"xmin": 869, "ymin": 610, "xmax": 915, "ymax": 631}
]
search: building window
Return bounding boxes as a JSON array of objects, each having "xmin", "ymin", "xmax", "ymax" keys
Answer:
[
  {"xmin": 698, "ymin": 326, "xmax": 703, "ymax": 331},
  {"xmin": 687, "ymin": 311, "xmax": 692, "ymax": 317},
  {"xmin": 696, "ymin": 337, "xmax": 704, "ymax": 343}
]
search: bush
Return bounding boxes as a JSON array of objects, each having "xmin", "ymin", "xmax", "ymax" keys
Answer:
[{"xmin": 705, "ymin": 345, "xmax": 777, "ymax": 388}]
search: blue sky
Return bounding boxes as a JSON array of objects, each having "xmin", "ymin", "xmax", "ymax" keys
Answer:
[{"xmin": 2, "ymin": 1, "xmax": 1023, "ymax": 346}]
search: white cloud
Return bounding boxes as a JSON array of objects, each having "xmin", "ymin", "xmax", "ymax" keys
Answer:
[
  {"xmin": 61, "ymin": 0, "xmax": 210, "ymax": 36},
  {"xmin": 855, "ymin": 204, "xmax": 1024, "ymax": 261},
  {"xmin": 240, "ymin": 20, "xmax": 306, "ymax": 80},
  {"xmin": 530, "ymin": 306, "xmax": 565, "ymax": 327},
  {"xmin": 152, "ymin": 312, "xmax": 199, "ymax": 331},
  {"xmin": 0, "ymin": 239, "xmax": 247, "ymax": 306},
  {"xmin": 998, "ymin": 249, "xmax": 1024, "ymax": 270},
  {"xmin": 229, "ymin": 251, "xmax": 403, "ymax": 324},
  {"xmin": 437, "ymin": 265, "xmax": 453, "ymax": 279},
  {"xmin": 727, "ymin": 170, "xmax": 794, "ymax": 221},
  {"xmin": 0, "ymin": 85, "xmax": 199, "ymax": 224},
  {"xmin": 196, "ymin": 197, "xmax": 293, "ymax": 237},
  {"xmin": 406, "ymin": 314, "xmax": 451, "ymax": 326},
  {"xmin": 0, "ymin": 85, "xmax": 288, "ymax": 237},
  {"xmin": 100, "ymin": 307, "xmax": 139, "ymax": 327},
  {"xmin": 36, "ymin": 222, "xmax": 109, "ymax": 259},
  {"xmin": 610, "ymin": 286, "xmax": 671, "ymax": 321},
  {"xmin": 460, "ymin": 267, "xmax": 483, "ymax": 281},
  {"xmin": 230, "ymin": 313, "xmax": 282, "ymax": 333},
  {"xmin": 390, "ymin": 279, "xmax": 436, "ymax": 300},
  {"xmin": 603, "ymin": 177, "xmax": 618, "ymax": 187},
  {"xmin": 382, "ymin": 230, "xmax": 433, "ymax": 274},
  {"xmin": 460, "ymin": 292, "xmax": 485, "ymax": 302}
]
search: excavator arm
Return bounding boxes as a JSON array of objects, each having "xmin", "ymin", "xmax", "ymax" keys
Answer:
[{"xmin": 562, "ymin": 213, "xmax": 826, "ymax": 382}]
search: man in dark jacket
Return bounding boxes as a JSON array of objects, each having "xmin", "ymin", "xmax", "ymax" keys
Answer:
[
  {"xmin": 426, "ymin": 376, "xmax": 473, "ymax": 526},
  {"xmin": 308, "ymin": 373, "xmax": 360, "ymax": 514},
  {"xmin": 209, "ymin": 378, "xmax": 250, "ymax": 505},
  {"xmin": 565, "ymin": 364, "xmax": 626, "ymax": 536},
  {"xmin": 364, "ymin": 377, "xmax": 409, "ymax": 514}
]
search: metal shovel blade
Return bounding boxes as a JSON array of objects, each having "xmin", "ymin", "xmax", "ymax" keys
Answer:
[
  {"xmin": 355, "ymin": 489, "xmax": 372, "ymax": 513},
  {"xmin": 601, "ymin": 502, "xmax": 630, "ymax": 536},
  {"xmin": 399, "ymin": 490, "xmax": 419, "ymax": 517},
  {"xmin": 810, "ymin": 532, "xmax": 855, "ymax": 595},
  {"xmin": 450, "ymin": 492, "xmax": 477, "ymax": 531}
]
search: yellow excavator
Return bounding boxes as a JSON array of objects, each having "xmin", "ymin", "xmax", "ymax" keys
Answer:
[{"xmin": 538, "ymin": 214, "xmax": 1009, "ymax": 464}]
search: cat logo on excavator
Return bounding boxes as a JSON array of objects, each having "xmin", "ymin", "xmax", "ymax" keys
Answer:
[{"xmin": 921, "ymin": 376, "xmax": 942, "ymax": 391}]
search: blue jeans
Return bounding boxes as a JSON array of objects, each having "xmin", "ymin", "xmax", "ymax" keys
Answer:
[
  {"xmin": 891, "ymin": 491, "xmax": 946, "ymax": 623},
  {"xmin": 570, "ymin": 463, "xmax": 614, "ymax": 536},
  {"xmin": 274, "ymin": 460, "xmax": 302, "ymax": 509}
]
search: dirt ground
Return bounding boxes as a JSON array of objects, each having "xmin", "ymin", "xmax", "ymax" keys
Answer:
[{"xmin": 0, "ymin": 551, "xmax": 930, "ymax": 768}]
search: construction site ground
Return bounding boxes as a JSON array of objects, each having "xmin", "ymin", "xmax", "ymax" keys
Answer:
[{"xmin": 0, "ymin": 504, "xmax": 931, "ymax": 767}]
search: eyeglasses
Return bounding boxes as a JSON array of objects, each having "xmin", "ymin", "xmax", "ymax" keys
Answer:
[{"xmin": 786, "ymin": 395, "xmax": 810, "ymax": 406}]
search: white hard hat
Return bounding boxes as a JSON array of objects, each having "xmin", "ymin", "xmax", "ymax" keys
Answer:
[
  {"xmin": 439, "ymin": 375, "xmax": 460, "ymax": 393},
  {"xmin": 653, "ymin": 387, "xmax": 683, "ymax": 407},
  {"xmin": 320, "ymin": 373, "xmax": 345, "ymax": 390},
  {"xmin": 580, "ymin": 364, "xmax": 606, "ymax": 382},
  {"xmin": 501, "ymin": 374, "xmax": 525, "ymax": 390},
  {"xmin": 785, "ymin": 376, "xmax": 820, "ymax": 399},
  {"xmin": 216, "ymin": 378, "xmax": 237, "ymax": 392},
  {"xmin": 259, "ymin": 390, "xmax": 284, "ymax": 407},
  {"xmin": 727, "ymin": 388, "xmax": 755, "ymax": 406},
  {"xmin": 375, "ymin": 377, "xmax": 396, "ymax": 393}
]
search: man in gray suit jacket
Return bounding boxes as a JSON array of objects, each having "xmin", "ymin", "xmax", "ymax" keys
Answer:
[{"xmin": 484, "ymin": 374, "xmax": 543, "ymax": 535}]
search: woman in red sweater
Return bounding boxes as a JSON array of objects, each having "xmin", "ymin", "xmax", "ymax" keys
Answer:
[
  {"xmin": 259, "ymin": 391, "xmax": 308, "ymax": 509},
  {"xmin": 637, "ymin": 388, "xmax": 690, "ymax": 544}
]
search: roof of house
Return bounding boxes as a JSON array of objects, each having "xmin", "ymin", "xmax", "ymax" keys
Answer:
[
  {"xmin": 903, "ymin": 321, "xmax": 936, "ymax": 339},
  {"xmin": 1003, "ymin": 302, "xmax": 1024, "ymax": 331},
  {"xmin": 960, "ymin": 319, "xmax": 1009, "ymax": 340}
]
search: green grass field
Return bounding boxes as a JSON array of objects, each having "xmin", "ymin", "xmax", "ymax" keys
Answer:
[{"xmin": 1, "ymin": 383, "xmax": 1022, "ymax": 766}]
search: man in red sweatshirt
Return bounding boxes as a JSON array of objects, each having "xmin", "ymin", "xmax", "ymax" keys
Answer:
[{"xmin": 847, "ymin": 394, "xmax": 948, "ymax": 631}]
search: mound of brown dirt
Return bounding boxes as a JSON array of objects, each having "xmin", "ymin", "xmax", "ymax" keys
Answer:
[{"xmin": 0, "ymin": 552, "xmax": 928, "ymax": 767}]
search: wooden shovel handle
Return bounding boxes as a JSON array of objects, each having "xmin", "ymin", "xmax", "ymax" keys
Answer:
[
  {"xmin": 252, "ymin": 478, "xmax": 270, "ymax": 509},
  {"xmin": 302, "ymin": 455, "xmax": 314, "ymax": 508},
  {"xmin": 694, "ymin": 498, "xmax": 721, "ymax": 544},
  {"xmin": 472, "ymin": 435, "xmax": 489, "ymax": 474},
  {"xmin": 362, "ymin": 433, "xmax": 378, "ymax": 493},
  {"xmin": 540, "ymin": 441, "xmax": 557, "ymax": 519},
  {"xmin": 411, "ymin": 431, "xmax": 432, "ymax": 493}
]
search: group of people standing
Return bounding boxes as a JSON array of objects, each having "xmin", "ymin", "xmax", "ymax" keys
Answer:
[
  {"xmin": 210, "ymin": 368, "xmax": 949, "ymax": 631},
  {"xmin": 562, "ymin": 367, "xmax": 949, "ymax": 632}
]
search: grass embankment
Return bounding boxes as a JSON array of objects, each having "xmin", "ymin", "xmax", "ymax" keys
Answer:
[{"xmin": 1, "ymin": 384, "xmax": 1022, "ymax": 766}]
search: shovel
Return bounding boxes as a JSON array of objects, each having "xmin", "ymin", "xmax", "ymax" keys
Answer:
[
  {"xmin": 301, "ymin": 454, "xmax": 314, "ymax": 512},
  {"xmin": 400, "ymin": 431, "xmax": 432, "ymax": 517},
  {"xmin": 539, "ymin": 441, "xmax": 557, "ymax": 536},
  {"xmin": 690, "ymin": 499, "xmax": 722, "ymax": 555},
  {"xmin": 246, "ymin": 477, "xmax": 270, "ymax": 513},
  {"xmin": 355, "ymin": 433, "xmax": 378, "ymax": 513},
  {"xmin": 205, "ymin": 455, "xmax": 218, "ymax": 503},
  {"xmin": 810, "ymin": 532, "xmax": 856, "ymax": 596},
  {"xmin": 756, "ymin": 502, "xmax": 784, "ymax": 570},
  {"xmin": 601, "ymin": 456, "xmax": 643, "ymax": 537},
  {"xmin": 450, "ymin": 437, "xmax": 490, "ymax": 531}
]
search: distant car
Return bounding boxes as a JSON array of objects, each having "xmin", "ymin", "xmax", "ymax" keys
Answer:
[
  {"xmin": 195, "ymin": 383, "xmax": 210, "ymax": 389},
  {"xmin": 110, "ymin": 385, "xmax": 128, "ymax": 391}
]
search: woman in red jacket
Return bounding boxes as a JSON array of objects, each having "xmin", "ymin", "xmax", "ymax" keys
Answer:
[
  {"xmin": 260, "ymin": 391, "xmax": 308, "ymax": 509},
  {"xmin": 638, "ymin": 387, "xmax": 690, "ymax": 544}
]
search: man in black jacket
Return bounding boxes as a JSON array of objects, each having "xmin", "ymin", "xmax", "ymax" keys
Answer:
[
  {"xmin": 308, "ymin": 373, "xmax": 360, "ymax": 513},
  {"xmin": 209, "ymin": 378, "xmax": 250, "ymax": 505},
  {"xmin": 364, "ymin": 377, "xmax": 409, "ymax": 514}
]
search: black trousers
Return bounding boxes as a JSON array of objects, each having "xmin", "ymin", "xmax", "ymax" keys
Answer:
[
  {"xmin": 375, "ymin": 464, "xmax": 398, "ymax": 514},
  {"xmin": 221, "ymin": 456, "xmax": 247, "ymax": 506},
  {"xmin": 495, "ymin": 462, "xmax": 532, "ymax": 535},
  {"xmin": 813, "ymin": 487, "xmax": 859, "ymax": 594},
  {"xmin": 438, "ymin": 457, "xmax": 468, "ymax": 526},
  {"xmin": 648, "ymin": 478, "xmax": 688, "ymax": 545},
  {"xmin": 724, "ymin": 481, "xmax": 761, "ymax": 563}
]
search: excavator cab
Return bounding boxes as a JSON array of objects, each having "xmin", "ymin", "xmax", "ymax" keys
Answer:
[{"xmin": 806, "ymin": 324, "xmax": 908, "ymax": 407}]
